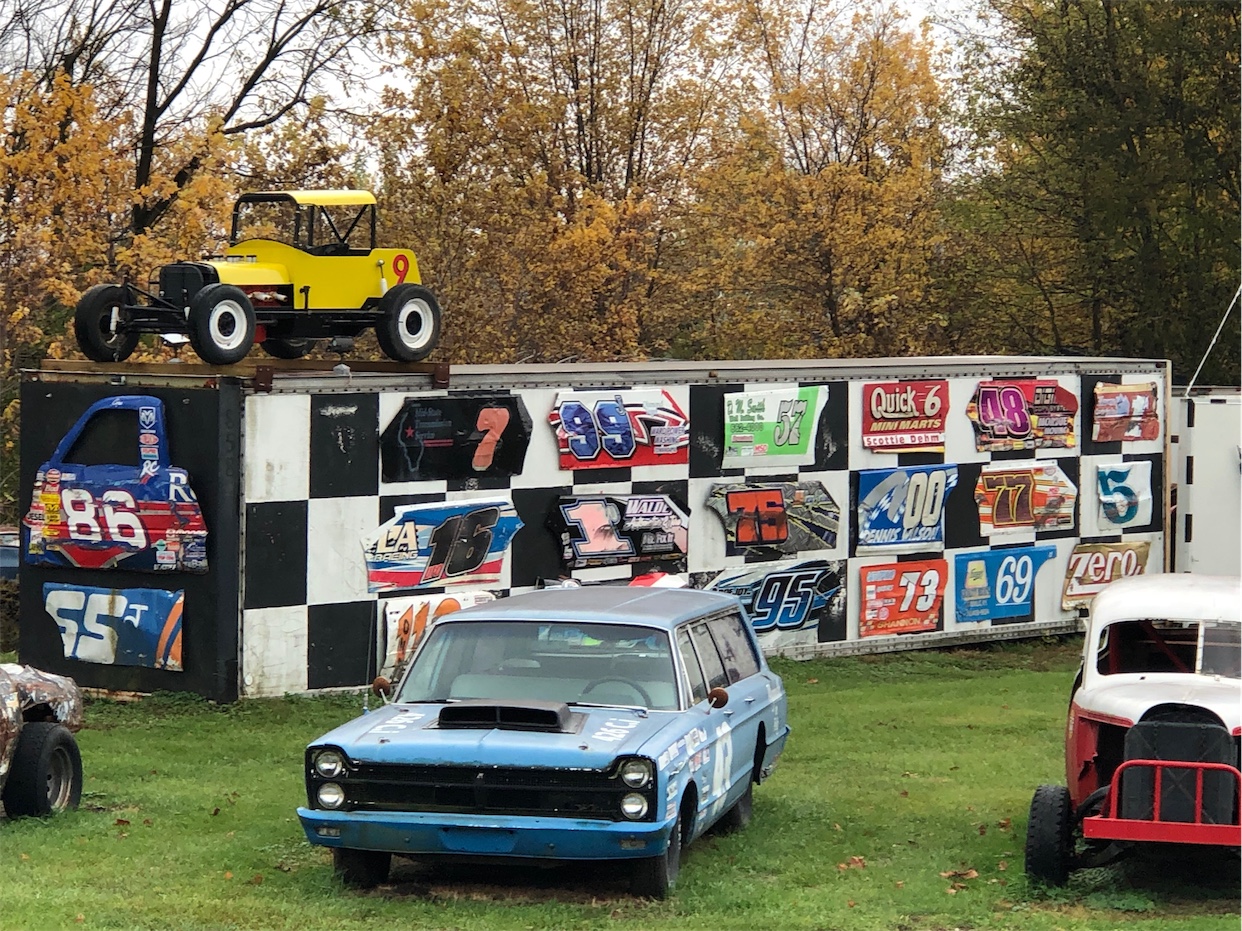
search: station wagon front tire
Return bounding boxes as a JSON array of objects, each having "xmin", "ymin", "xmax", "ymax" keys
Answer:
[
  {"xmin": 375, "ymin": 284, "xmax": 441, "ymax": 362},
  {"xmin": 632, "ymin": 810, "xmax": 681, "ymax": 899},
  {"xmin": 189, "ymin": 284, "xmax": 255, "ymax": 366},
  {"xmin": 74, "ymin": 284, "xmax": 139, "ymax": 362},
  {"xmin": 332, "ymin": 847, "xmax": 391, "ymax": 889},
  {"xmin": 1024, "ymin": 784, "xmax": 1073, "ymax": 886},
  {"xmin": 1, "ymin": 722, "xmax": 83, "ymax": 818}
]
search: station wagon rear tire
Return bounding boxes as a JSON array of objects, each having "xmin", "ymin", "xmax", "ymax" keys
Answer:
[
  {"xmin": 261, "ymin": 337, "xmax": 318, "ymax": 359},
  {"xmin": 332, "ymin": 847, "xmax": 391, "ymax": 888},
  {"xmin": 1, "ymin": 722, "xmax": 83, "ymax": 818},
  {"xmin": 188, "ymin": 284, "xmax": 255, "ymax": 366},
  {"xmin": 632, "ymin": 810, "xmax": 681, "ymax": 898},
  {"xmin": 714, "ymin": 780, "xmax": 753, "ymax": 834},
  {"xmin": 375, "ymin": 284, "xmax": 441, "ymax": 362},
  {"xmin": 74, "ymin": 284, "xmax": 139, "ymax": 362},
  {"xmin": 1025, "ymin": 784, "xmax": 1073, "ymax": 886}
]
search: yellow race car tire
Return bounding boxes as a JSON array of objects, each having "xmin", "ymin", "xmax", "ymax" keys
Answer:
[
  {"xmin": 189, "ymin": 284, "xmax": 256, "ymax": 366},
  {"xmin": 375, "ymin": 284, "xmax": 441, "ymax": 362}
]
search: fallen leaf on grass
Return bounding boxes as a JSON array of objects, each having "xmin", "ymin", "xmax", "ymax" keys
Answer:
[
  {"xmin": 833, "ymin": 823, "xmax": 843, "ymax": 832},
  {"xmin": 276, "ymin": 861, "xmax": 293, "ymax": 873},
  {"xmin": 847, "ymin": 900, "xmax": 856, "ymax": 908},
  {"xmin": 224, "ymin": 871, "xmax": 233, "ymax": 880},
  {"xmin": 834, "ymin": 855, "xmax": 866, "ymax": 871},
  {"xmin": 998, "ymin": 860, "xmax": 1008, "ymax": 871},
  {"xmin": 806, "ymin": 678, "xmax": 819, "ymax": 685},
  {"xmin": 895, "ymin": 881, "xmax": 904, "ymax": 889},
  {"xmin": 75, "ymin": 915, "xmax": 84, "ymax": 923},
  {"xmin": 939, "ymin": 869, "xmax": 979, "ymax": 880},
  {"xmin": 211, "ymin": 807, "xmax": 220, "ymax": 816},
  {"xmin": 899, "ymin": 790, "xmax": 908, "ymax": 798},
  {"xmin": 249, "ymin": 874, "xmax": 264, "ymax": 885},
  {"xmin": 116, "ymin": 832, "xmax": 128, "ymax": 839},
  {"xmin": 20, "ymin": 853, "xmax": 29, "ymax": 861},
  {"xmin": 142, "ymin": 819, "xmax": 152, "ymax": 827},
  {"xmin": 996, "ymin": 818, "xmax": 1012, "ymax": 831},
  {"xmin": 977, "ymin": 823, "xmax": 987, "ymax": 835},
  {"xmin": 114, "ymin": 818, "xmax": 130, "ymax": 826}
]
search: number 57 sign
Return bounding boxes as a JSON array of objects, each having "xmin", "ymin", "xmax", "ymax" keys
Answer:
[{"xmin": 860, "ymin": 559, "xmax": 947, "ymax": 636}]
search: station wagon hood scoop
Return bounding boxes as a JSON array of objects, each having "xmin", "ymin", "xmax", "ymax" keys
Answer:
[{"xmin": 437, "ymin": 699, "xmax": 580, "ymax": 733}]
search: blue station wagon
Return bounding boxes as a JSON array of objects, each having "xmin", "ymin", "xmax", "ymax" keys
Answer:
[{"xmin": 297, "ymin": 587, "xmax": 790, "ymax": 897}]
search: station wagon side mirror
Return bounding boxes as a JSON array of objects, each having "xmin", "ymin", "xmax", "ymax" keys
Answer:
[
  {"xmin": 371, "ymin": 676, "xmax": 393, "ymax": 698},
  {"xmin": 707, "ymin": 687, "xmax": 729, "ymax": 709}
]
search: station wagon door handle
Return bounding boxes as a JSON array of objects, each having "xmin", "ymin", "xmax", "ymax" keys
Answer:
[
  {"xmin": 723, "ymin": 709, "xmax": 734, "ymax": 717},
  {"xmin": 744, "ymin": 696, "xmax": 756, "ymax": 704}
]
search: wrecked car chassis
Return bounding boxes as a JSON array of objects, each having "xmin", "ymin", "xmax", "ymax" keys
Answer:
[{"xmin": 0, "ymin": 664, "xmax": 84, "ymax": 818}]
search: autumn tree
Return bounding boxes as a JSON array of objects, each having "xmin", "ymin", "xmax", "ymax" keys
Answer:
[
  {"xmin": 650, "ymin": 0, "xmax": 950, "ymax": 360},
  {"xmin": 370, "ymin": 0, "xmax": 736, "ymax": 362},
  {"xmin": 0, "ymin": 0, "xmax": 391, "ymax": 244},
  {"xmin": 949, "ymin": 0, "xmax": 1240, "ymax": 382}
]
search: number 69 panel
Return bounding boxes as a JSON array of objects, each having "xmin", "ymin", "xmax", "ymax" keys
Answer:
[{"xmin": 21, "ymin": 396, "xmax": 208, "ymax": 573}]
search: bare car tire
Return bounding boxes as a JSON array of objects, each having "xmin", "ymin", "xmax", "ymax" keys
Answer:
[
  {"xmin": 260, "ymin": 337, "xmax": 319, "ymax": 359},
  {"xmin": 375, "ymin": 284, "xmax": 441, "ymax": 362},
  {"xmin": 632, "ymin": 809, "xmax": 681, "ymax": 898},
  {"xmin": 74, "ymin": 284, "xmax": 139, "ymax": 362},
  {"xmin": 332, "ymin": 847, "xmax": 391, "ymax": 888},
  {"xmin": 188, "ymin": 284, "xmax": 256, "ymax": 365},
  {"xmin": 1, "ymin": 722, "xmax": 83, "ymax": 817},
  {"xmin": 1025, "ymin": 783, "xmax": 1073, "ymax": 886}
]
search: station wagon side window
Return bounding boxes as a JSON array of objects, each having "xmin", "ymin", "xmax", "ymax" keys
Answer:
[
  {"xmin": 676, "ymin": 627, "xmax": 708, "ymax": 705},
  {"xmin": 709, "ymin": 612, "xmax": 761, "ymax": 684},
  {"xmin": 689, "ymin": 622, "xmax": 729, "ymax": 691}
]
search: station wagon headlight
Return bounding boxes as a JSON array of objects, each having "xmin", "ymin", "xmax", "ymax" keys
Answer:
[
  {"xmin": 317, "ymin": 783, "xmax": 346, "ymax": 809},
  {"xmin": 313, "ymin": 748, "xmax": 347, "ymax": 779},
  {"xmin": 619, "ymin": 758, "xmax": 653, "ymax": 788},
  {"xmin": 620, "ymin": 793, "xmax": 649, "ymax": 820}
]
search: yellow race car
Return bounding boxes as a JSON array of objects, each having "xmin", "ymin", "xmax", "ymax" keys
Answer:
[{"xmin": 74, "ymin": 190, "xmax": 441, "ymax": 365}]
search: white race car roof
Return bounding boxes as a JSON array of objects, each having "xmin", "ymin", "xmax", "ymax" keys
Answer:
[{"xmin": 1090, "ymin": 573, "xmax": 1241, "ymax": 629}]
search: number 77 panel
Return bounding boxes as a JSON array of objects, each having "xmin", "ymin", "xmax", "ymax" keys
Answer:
[{"xmin": 974, "ymin": 461, "xmax": 1077, "ymax": 537}]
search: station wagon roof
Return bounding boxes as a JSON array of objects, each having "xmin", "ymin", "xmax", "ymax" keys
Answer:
[
  {"xmin": 1090, "ymin": 573, "xmax": 1241, "ymax": 627},
  {"xmin": 236, "ymin": 190, "xmax": 376, "ymax": 206},
  {"xmin": 442, "ymin": 587, "xmax": 740, "ymax": 629}
]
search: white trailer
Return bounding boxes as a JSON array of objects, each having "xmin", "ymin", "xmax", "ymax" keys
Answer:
[{"xmin": 1172, "ymin": 387, "xmax": 1241, "ymax": 577}]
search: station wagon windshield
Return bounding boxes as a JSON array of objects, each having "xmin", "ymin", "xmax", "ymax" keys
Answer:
[
  {"xmin": 1095, "ymin": 618, "xmax": 1242, "ymax": 678},
  {"xmin": 396, "ymin": 621, "xmax": 679, "ymax": 710}
]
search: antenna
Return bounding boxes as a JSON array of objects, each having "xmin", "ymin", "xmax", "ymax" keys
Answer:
[{"xmin": 1184, "ymin": 286, "xmax": 1240, "ymax": 398}]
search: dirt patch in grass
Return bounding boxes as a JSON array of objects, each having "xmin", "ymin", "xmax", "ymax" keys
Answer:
[{"xmin": 376, "ymin": 857, "xmax": 638, "ymax": 905}]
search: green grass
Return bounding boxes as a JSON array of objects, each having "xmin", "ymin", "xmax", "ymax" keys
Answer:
[{"xmin": 2, "ymin": 638, "xmax": 1237, "ymax": 930}]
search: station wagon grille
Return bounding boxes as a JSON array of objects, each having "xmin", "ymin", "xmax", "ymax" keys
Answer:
[{"xmin": 338, "ymin": 763, "xmax": 642, "ymax": 820}]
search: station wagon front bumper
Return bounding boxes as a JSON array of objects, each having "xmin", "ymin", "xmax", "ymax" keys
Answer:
[{"xmin": 297, "ymin": 807, "xmax": 676, "ymax": 860}]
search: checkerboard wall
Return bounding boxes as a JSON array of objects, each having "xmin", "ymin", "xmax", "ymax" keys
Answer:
[{"xmin": 239, "ymin": 367, "xmax": 1167, "ymax": 696}]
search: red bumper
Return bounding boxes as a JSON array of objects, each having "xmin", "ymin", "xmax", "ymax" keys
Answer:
[{"xmin": 1082, "ymin": 759, "xmax": 1242, "ymax": 846}]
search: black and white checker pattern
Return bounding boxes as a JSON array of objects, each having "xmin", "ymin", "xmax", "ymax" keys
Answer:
[{"xmin": 239, "ymin": 367, "xmax": 1167, "ymax": 696}]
